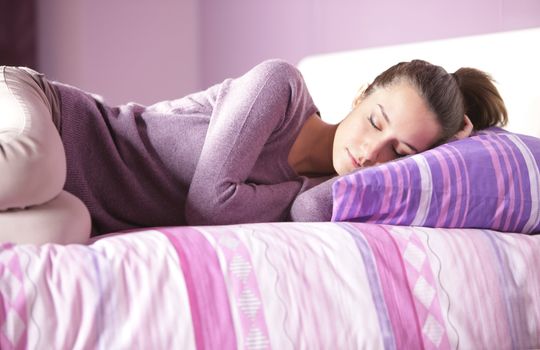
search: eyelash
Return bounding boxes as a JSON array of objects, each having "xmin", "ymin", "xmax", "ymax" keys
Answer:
[
  {"xmin": 369, "ymin": 114, "xmax": 404, "ymax": 157},
  {"xmin": 368, "ymin": 114, "xmax": 381, "ymax": 131}
]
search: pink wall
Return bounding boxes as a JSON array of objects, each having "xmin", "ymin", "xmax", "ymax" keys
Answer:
[
  {"xmin": 38, "ymin": 0, "xmax": 199, "ymax": 106},
  {"xmin": 37, "ymin": 0, "xmax": 540, "ymax": 105},
  {"xmin": 200, "ymin": 0, "xmax": 540, "ymax": 87}
]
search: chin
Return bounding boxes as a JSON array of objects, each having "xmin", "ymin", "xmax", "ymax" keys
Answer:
[
  {"xmin": 334, "ymin": 156, "xmax": 355, "ymax": 176},
  {"xmin": 335, "ymin": 165, "xmax": 350, "ymax": 176}
]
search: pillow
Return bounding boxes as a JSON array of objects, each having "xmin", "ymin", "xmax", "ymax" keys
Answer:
[{"xmin": 331, "ymin": 127, "xmax": 540, "ymax": 234}]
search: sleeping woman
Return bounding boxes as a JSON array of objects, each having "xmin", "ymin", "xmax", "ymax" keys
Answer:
[{"xmin": 0, "ymin": 59, "xmax": 507, "ymax": 244}]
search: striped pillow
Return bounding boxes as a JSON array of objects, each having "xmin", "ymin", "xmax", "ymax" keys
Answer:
[{"xmin": 331, "ymin": 128, "xmax": 540, "ymax": 234}]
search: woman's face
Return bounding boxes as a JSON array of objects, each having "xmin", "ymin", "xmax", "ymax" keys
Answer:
[{"xmin": 333, "ymin": 80, "xmax": 441, "ymax": 175}]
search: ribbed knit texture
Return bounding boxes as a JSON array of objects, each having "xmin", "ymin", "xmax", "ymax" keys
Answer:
[{"xmin": 53, "ymin": 60, "xmax": 326, "ymax": 235}]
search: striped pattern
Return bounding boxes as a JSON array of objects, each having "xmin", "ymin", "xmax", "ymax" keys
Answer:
[
  {"xmin": 161, "ymin": 228, "xmax": 237, "ymax": 350},
  {"xmin": 0, "ymin": 222, "xmax": 538, "ymax": 349},
  {"xmin": 332, "ymin": 128, "xmax": 540, "ymax": 234},
  {"xmin": 201, "ymin": 227, "xmax": 271, "ymax": 350}
]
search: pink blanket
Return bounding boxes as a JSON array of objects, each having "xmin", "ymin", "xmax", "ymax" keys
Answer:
[{"xmin": 1, "ymin": 222, "xmax": 538, "ymax": 349}]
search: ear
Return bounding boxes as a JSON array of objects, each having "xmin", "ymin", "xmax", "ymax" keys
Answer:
[{"xmin": 453, "ymin": 114, "xmax": 474, "ymax": 140}]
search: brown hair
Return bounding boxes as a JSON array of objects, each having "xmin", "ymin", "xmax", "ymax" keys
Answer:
[{"xmin": 361, "ymin": 59, "xmax": 508, "ymax": 143}]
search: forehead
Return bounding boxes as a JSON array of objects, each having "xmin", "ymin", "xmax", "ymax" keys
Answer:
[
  {"xmin": 371, "ymin": 81, "xmax": 441, "ymax": 150},
  {"xmin": 373, "ymin": 80, "xmax": 425, "ymax": 113}
]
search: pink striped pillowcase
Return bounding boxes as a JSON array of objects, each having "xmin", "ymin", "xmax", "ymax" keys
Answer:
[{"xmin": 331, "ymin": 128, "xmax": 540, "ymax": 234}]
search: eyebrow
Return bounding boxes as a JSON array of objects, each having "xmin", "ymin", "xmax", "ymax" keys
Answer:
[{"xmin": 377, "ymin": 104, "xmax": 419, "ymax": 153}]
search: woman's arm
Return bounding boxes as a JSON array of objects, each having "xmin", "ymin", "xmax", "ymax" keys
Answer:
[
  {"xmin": 290, "ymin": 176, "xmax": 336, "ymax": 222},
  {"xmin": 185, "ymin": 60, "xmax": 317, "ymax": 225}
]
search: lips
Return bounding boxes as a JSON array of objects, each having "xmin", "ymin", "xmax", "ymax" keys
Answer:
[{"xmin": 346, "ymin": 148, "xmax": 361, "ymax": 168}]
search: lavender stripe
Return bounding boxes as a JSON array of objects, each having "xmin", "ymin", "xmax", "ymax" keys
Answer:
[
  {"xmin": 440, "ymin": 146, "xmax": 462, "ymax": 227},
  {"xmin": 476, "ymin": 137, "xmax": 506, "ymax": 229},
  {"xmin": 370, "ymin": 164, "xmax": 395, "ymax": 222},
  {"xmin": 384, "ymin": 163, "xmax": 401, "ymax": 221},
  {"xmin": 331, "ymin": 179, "xmax": 346, "ymax": 220},
  {"xmin": 91, "ymin": 251, "xmax": 105, "ymax": 350},
  {"xmin": 383, "ymin": 162, "xmax": 404, "ymax": 222},
  {"xmin": 425, "ymin": 150, "xmax": 447, "ymax": 227},
  {"xmin": 392, "ymin": 161, "xmax": 412, "ymax": 224},
  {"xmin": 457, "ymin": 145, "xmax": 471, "ymax": 228},
  {"xmin": 350, "ymin": 171, "xmax": 365, "ymax": 220},
  {"xmin": 497, "ymin": 134, "xmax": 527, "ymax": 231},
  {"xmin": 340, "ymin": 223, "xmax": 397, "ymax": 350},
  {"xmin": 481, "ymin": 230, "xmax": 528, "ymax": 349},
  {"xmin": 507, "ymin": 135, "xmax": 540, "ymax": 233},
  {"xmin": 340, "ymin": 175, "xmax": 354, "ymax": 220},
  {"xmin": 348, "ymin": 170, "xmax": 371, "ymax": 221},
  {"xmin": 493, "ymin": 134, "xmax": 520, "ymax": 231},
  {"xmin": 431, "ymin": 148, "xmax": 453, "ymax": 227},
  {"xmin": 358, "ymin": 223, "xmax": 424, "ymax": 349},
  {"xmin": 402, "ymin": 160, "xmax": 422, "ymax": 224},
  {"xmin": 488, "ymin": 135, "xmax": 513, "ymax": 229}
]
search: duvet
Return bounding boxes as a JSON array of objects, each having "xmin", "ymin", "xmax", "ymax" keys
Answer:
[{"xmin": 1, "ymin": 222, "xmax": 538, "ymax": 349}]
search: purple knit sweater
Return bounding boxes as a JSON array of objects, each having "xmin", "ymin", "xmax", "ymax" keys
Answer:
[{"xmin": 52, "ymin": 60, "xmax": 332, "ymax": 235}]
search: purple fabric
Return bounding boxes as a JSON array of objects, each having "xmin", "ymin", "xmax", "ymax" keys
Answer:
[
  {"xmin": 332, "ymin": 128, "xmax": 540, "ymax": 234},
  {"xmin": 52, "ymin": 60, "xmax": 322, "ymax": 235},
  {"xmin": 290, "ymin": 175, "xmax": 336, "ymax": 222}
]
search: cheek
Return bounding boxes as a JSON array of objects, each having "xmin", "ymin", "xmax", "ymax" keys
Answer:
[
  {"xmin": 341, "ymin": 114, "xmax": 366, "ymax": 140},
  {"xmin": 333, "ymin": 121, "xmax": 354, "ymax": 161}
]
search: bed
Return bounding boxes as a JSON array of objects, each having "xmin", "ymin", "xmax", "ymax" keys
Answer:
[{"xmin": 1, "ymin": 28, "xmax": 540, "ymax": 349}]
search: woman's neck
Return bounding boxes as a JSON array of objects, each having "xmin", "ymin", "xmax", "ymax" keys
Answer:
[{"xmin": 288, "ymin": 113, "xmax": 338, "ymax": 177}]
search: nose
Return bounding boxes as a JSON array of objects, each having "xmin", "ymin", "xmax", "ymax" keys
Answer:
[{"xmin": 360, "ymin": 141, "xmax": 382, "ymax": 166}]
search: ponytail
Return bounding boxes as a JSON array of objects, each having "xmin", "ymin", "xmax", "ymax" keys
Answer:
[{"xmin": 452, "ymin": 68, "xmax": 508, "ymax": 130}]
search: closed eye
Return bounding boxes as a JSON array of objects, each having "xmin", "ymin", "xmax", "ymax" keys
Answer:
[
  {"xmin": 393, "ymin": 147, "xmax": 406, "ymax": 157},
  {"xmin": 368, "ymin": 114, "xmax": 381, "ymax": 131}
]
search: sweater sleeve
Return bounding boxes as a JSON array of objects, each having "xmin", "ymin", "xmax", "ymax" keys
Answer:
[
  {"xmin": 290, "ymin": 176, "xmax": 336, "ymax": 222},
  {"xmin": 185, "ymin": 60, "xmax": 317, "ymax": 225}
]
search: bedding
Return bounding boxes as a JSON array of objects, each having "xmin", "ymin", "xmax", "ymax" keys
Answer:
[
  {"xmin": 1, "ymin": 222, "xmax": 539, "ymax": 349},
  {"xmin": 332, "ymin": 128, "xmax": 540, "ymax": 233}
]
